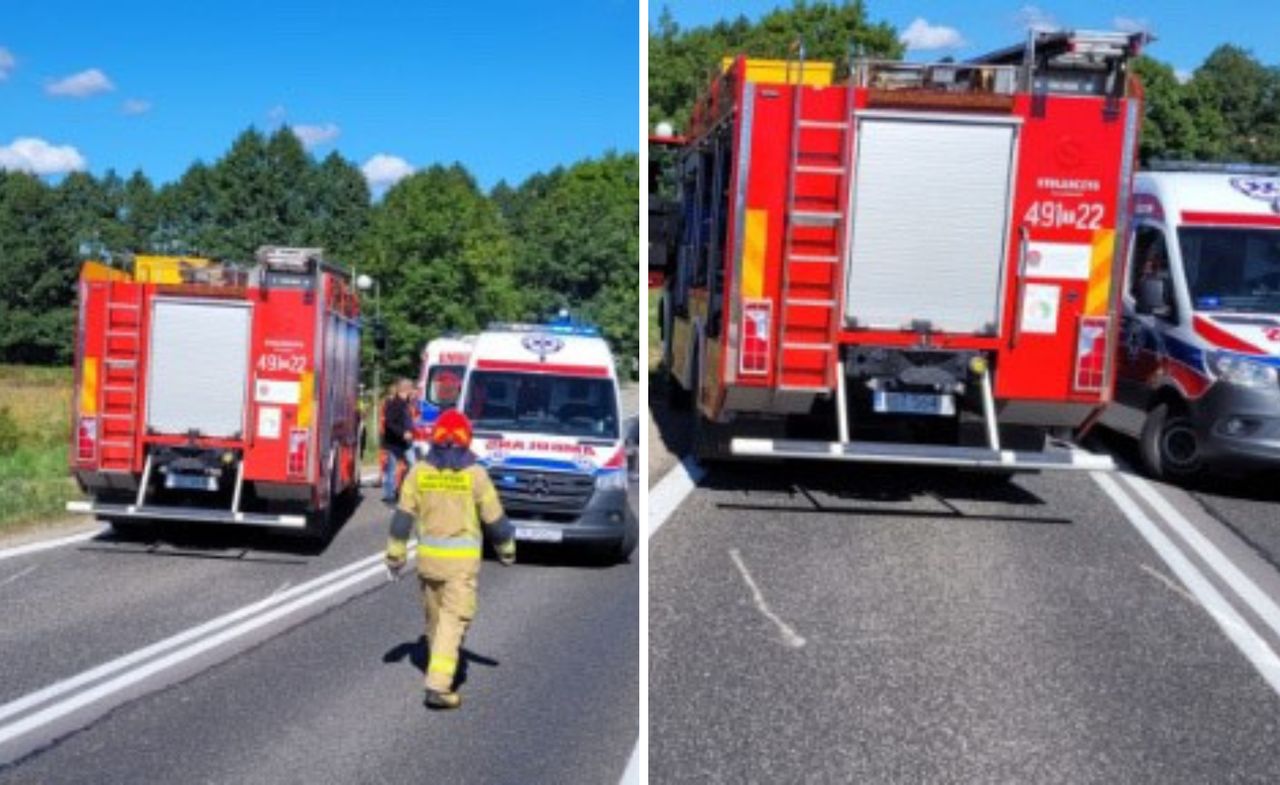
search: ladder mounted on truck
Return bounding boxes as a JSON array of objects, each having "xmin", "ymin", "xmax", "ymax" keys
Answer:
[{"xmin": 776, "ymin": 41, "xmax": 855, "ymax": 392}]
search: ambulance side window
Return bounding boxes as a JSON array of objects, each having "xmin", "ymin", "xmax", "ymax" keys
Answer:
[{"xmin": 1129, "ymin": 225, "xmax": 1176, "ymax": 319}]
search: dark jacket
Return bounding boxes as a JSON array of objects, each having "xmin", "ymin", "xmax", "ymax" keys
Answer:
[{"xmin": 381, "ymin": 396, "xmax": 414, "ymax": 450}]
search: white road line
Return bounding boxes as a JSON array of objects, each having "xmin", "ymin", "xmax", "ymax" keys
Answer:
[
  {"xmin": 0, "ymin": 527, "xmax": 107, "ymax": 562},
  {"xmin": 648, "ymin": 456, "xmax": 704, "ymax": 537},
  {"xmin": 619, "ymin": 742, "xmax": 640, "ymax": 784},
  {"xmin": 0, "ymin": 559, "xmax": 391, "ymax": 746},
  {"xmin": 1092, "ymin": 472, "xmax": 1280, "ymax": 695},
  {"xmin": 0, "ymin": 550, "xmax": 385, "ymax": 726},
  {"xmin": 1122, "ymin": 473, "xmax": 1280, "ymax": 641},
  {"xmin": 0, "ymin": 565, "xmax": 37, "ymax": 589},
  {"xmin": 728, "ymin": 548, "xmax": 806, "ymax": 649}
]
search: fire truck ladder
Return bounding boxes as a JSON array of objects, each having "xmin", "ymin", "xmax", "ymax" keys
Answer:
[
  {"xmin": 99, "ymin": 282, "xmax": 143, "ymax": 474},
  {"xmin": 776, "ymin": 42, "xmax": 853, "ymax": 392}
]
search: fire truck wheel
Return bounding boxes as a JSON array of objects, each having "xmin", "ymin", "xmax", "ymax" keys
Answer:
[
  {"xmin": 666, "ymin": 376, "xmax": 692, "ymax": 410},
  {"xmin": 1140, "ymin": 402, "xmax": 1203, "ymax": 482},
  {"xmin": 693, "ymin": 412, "xmax": 727, "ymax": 463},
  {"xmin": 104, "ymin": 517, "xmax": 154, "ymax": 540}
]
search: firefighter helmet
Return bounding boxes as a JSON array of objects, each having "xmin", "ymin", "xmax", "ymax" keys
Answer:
[{"xmin": 430, "ymin": 409, "xmax": 473, "ymax": 449}]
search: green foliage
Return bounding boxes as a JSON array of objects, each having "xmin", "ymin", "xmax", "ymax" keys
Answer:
[
  {"xmin": 360, "ymin": 164, "xmax": 522, "ymax": 379},
  {"xmin": 503, "ymin": 153, "xmax": 640, "ymax": 367},
  {"xmin": 1135, "ymin": 46, "xmax": 1280, "ymax": 165},
  {"xmin": 649, "ymin": 1, "xmax": 902, "ymax": 130}
]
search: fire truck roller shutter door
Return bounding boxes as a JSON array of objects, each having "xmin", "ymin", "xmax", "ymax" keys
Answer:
[
  {"xmin": 146, "ymin": 299, "xmax": 253, "ymax": 438},
  {"xmin": 844, "ymin": 115, "xmax": 1019, "ymax": 334}
]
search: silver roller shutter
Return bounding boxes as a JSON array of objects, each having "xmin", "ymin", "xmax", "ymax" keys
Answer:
[
  {"xmin": 844, "ymin": 114, "xmax": 1019, "ymax": 334},
  {"xmin": 146, "ymin": 299, "xmax": 252, "ymax": 438}
]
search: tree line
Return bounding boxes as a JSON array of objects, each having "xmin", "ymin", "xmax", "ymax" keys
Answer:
[
  {"xmin": 650, "ymin": 1, "xmax": 1280, "ymax": 166},
  {"xmin": 0, "ymin": 128, "xmax": 639, "ymax": 378}
]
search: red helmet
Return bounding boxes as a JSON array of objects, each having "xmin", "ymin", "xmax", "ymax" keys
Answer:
[{"xmin": 430, "ymin": 409, "xmax": 473, "ymax": 449}]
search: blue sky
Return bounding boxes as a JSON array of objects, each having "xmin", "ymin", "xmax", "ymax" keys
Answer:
[
  {"xmin": 653, "ymin": 1, "xmax": 1280, "ymax": 81},
  {"xmin": 0, "ymin": 0, "xmax": 639, "ymax": 191}
]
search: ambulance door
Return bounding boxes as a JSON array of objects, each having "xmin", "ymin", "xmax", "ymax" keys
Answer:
[{"xmin": 1116, "ymin": 223, "xmax": 1177, "ymax": 417}]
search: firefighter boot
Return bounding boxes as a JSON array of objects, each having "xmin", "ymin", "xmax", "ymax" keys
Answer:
[{"xmin": 423, "ymin": 688, "xmax": 462, "ymax": 710}]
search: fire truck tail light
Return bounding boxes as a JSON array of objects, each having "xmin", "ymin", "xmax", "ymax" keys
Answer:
[
  {"xmin": 297, "ymin": 371, "xmax": 314, "ymax": 428},
  {"xmin": 79, "ymin": 357, "xmax": 99, "ymax": 415},
  {"xmin": 1073, "ymin": 316, "xmax": 1110, "ymax": 393},
  {"xmin": 77, "ymin": 417, "xmax": 98, "ymax": 462},
  {"xmin": 740, "ymin": 300, "xmax": 772, "ymax": 376},
  {"xmin": 287, "ymin": 428, "xmax": 308, "ymax": 477}
]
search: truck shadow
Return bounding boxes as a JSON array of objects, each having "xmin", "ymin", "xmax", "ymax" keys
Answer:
[
  {"xmin": 648, "ymin": 371, "xmax": 694, "ymax": 464},
  {"xmin": 382, "ymin": 635, "xmax": 499, "ymax": 692}
]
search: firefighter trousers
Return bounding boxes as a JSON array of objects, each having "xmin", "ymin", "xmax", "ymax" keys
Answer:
[{"xmin": 419, "ymin": 568, "xmax": 478, "ymax": 693}]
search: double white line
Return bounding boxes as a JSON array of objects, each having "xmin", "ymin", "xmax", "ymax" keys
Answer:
[
  {"xmin": 1093, "ymin": 471, "xmax": 1280, "ymax": 695},
  {"xmin": 0, "ymin": 548, "xmax": 405, "ymax": 760}
]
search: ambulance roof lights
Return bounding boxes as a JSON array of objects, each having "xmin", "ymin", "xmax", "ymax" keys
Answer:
[{"xmin": 487, "ymin": 321, "xmax": 601, "ymax": 337}]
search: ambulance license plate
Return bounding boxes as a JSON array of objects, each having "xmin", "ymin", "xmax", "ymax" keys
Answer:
[
  {"xmin": 515, "ymin": 526, "xmax": 563, "ymax": 543},
  {"xmin": 873, "ymin": 391, "xmax": 955, "ymax": 417}
]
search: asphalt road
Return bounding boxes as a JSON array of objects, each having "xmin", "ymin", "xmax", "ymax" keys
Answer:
[
  {"xmin": 649, "ymin": 456, "xmax": 1280, "ymax": 783},
  {"xmin": 0, "ymin": 480, "xmax": 637, "ymax": 782}
]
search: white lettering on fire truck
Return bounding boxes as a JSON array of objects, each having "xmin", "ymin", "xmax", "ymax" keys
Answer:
[
  {"xmin": 1036, "ymin": 177, "xmax": 1102, "ymax": 193},
  {"xmin": 257, "ymin": 353, "xmax": 307, "ymax": 374},
  {"xmin": 1023, "ymin": 200, "xmax": 1105, "ymax": 230}
]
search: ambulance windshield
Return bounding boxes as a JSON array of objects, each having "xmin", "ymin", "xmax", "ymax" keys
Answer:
[
  {"xmin": 1180, "ymin": 227, "xmax": 1280, "ymax": 313},
  {"xmin": 463, "ymin": 372, "xmax": 618, "ymax": 439}
]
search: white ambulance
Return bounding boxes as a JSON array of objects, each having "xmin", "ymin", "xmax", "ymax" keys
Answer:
[
  {"xmin": 413, "ymin": 334, "xmax": 475, "ymax": 453},
  {"xmin": 458, "ymin": 320, "xmax": 637, "ymax": 560},
  {"xmin": 1106, "ymin": 163, "xmax": 1280, "ymax": 480}
]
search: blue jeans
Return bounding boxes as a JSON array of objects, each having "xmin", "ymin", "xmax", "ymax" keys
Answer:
[{"xmin": 382, "ymin": 444, "xmax": 414, "ymax": 501}]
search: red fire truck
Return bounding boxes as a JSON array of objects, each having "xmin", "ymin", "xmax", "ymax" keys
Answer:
[
  {"xmin": 658, "ymin": 30, "xmax": 1146, "ymax": 468},
  {"xmin": 66, "ymin": 247, "xmax": 363, "ymax": 536}
]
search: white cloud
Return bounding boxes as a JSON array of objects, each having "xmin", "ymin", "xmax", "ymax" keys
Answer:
[
  {"xmin": 45, "ymin": 68, "xmax": 115, "ymax": 98},
  {"xmin": 0, "ymin": 47, "xmax": 15, "ymax": 80},
  {"xmin": 1015, "ymin": 5, "xmax": 1057, "ymax": 31},
  {"xmin": 291, "ymin": 122, "xmax": 341, "ymax": 148},
  {"xmin": 361, "ymin": 154, "xmax": 414, "ymax": 189},
  {"xmin": 267, "ymin": 104, "xmax": 287, "ymax": 125},
  {"xmin": 0, "ymin": 137, "xmax": 87, "ymax": 175},
  {"xmin": 122, "ymin": 98, "xmax": 151, "ymax": 115},
  {"xmin": 900, "ymin": 18, "xmax": 966, "ymax": 51},
  {"xmin": 1175, "ymin": 68, "xmax": 1193, "ymax": 85},
  {"xmin": 1113, "ymin": 16, "xmax": 1151, "ymax": 34}
]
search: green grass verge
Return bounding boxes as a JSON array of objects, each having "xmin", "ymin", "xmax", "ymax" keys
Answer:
[{"xmin": 0, "ymin": 365, "xmax": 81, "ymax": 533}]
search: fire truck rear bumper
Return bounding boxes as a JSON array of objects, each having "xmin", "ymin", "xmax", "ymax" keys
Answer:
[
  {"xmin": 65, "ymin": 501, "xmax": 308, "ymax": 529},
  {"xmin": 730, "ymin": 438, "xmax": 1115, "ymax": 471}
]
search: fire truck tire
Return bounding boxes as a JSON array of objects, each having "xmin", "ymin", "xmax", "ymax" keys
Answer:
[
  {"xmin": 666, "ymin": 376, "xmax": 692, "ymax": 410},
  {"xmin": 104, "ymin": 517, "xmax": 154, "ymax": 539},
  {"xmin": 693, "ymin": 411, "xmax": 729, "ymax": 463},
  {"xmin": 1140, "ymin": 401, "xmax": 1203, "ymax": 482}
]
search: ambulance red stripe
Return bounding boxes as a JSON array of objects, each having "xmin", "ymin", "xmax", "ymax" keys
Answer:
[
  {"xmin": 1193, "ymin": 315, "xmax": 1264, "ymax": 355},
  {"xmin": 473, "ymin": 360, "xmax": 610, "ymax": 378},
  {"xmin": 1180, "ymin": 211, "xmax": 1280, "ymax": 228}
]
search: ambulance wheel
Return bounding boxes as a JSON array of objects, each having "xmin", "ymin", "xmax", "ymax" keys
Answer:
[
  {"xmin": 1140, "ymin": 402, "xmax": 1203, "ymax": 482},
  {"xmin": 616, "ymin": 518, "xmax": 639, "ymax": 563}
]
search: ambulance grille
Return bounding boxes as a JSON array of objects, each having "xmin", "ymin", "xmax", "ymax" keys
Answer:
[{"xmin": 488, "ymin": 467, "xmax": 594, "ymax": 521}]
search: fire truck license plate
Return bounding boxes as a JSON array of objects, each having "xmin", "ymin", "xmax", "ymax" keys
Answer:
[
  {"xmin": 514, "ymin": 526, "xmax": 563, "ymax": 543},
  {"xmin": 165, "ymin": 473, "xmax": 217, "ymax": 491},
  {"xmin": 873, "ymin": 392, "xmax": 955, "ymax": 417}
]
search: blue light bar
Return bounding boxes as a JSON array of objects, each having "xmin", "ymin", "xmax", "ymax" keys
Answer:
[
  {"xmin": 486, "ymin": 321, "xmax": 601, "ymax": 337},
  {"xmin": 1147, "ymin": 160, "xmax": 1280, "ymax": 176}
]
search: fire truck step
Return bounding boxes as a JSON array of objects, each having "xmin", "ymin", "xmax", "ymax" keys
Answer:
[
  {"xmin": 108, "ymin": 302, "xmax": 141, "ymax": 310},
  {"xmin": 103, "ymin": 358, "xmax": 137, "ymax": 367},
  {"xmin": 783, "ymin": 342, "xmax": 834, "ymax": 351},
  {"xmin": 787, "ymin": 254, "xmax": 840, "ymax": 264},
  {"xmin": 789, "ymin": 211, "xmax": 842, "ymax": 225},
  {"xmin": 795, "ymin": 165, "xmax": 845, "ymax": 175},
  {"xmin": 785, "ymin": 298, "xmax": 836, "ymax": 308},
  {"xmin": 797, "ymin": 119, "xmax": 849, "ymax": 131}
]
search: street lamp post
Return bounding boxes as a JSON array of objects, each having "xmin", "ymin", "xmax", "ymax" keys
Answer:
[{"xmin": 356, "ymin": 274, "xmax": 382, "ymax": 468}]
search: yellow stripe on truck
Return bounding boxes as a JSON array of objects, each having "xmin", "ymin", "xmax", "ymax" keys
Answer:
[
  {"xmin": 297, "ymin": 371, "xmax": 314, "ymax": 427},
  {"xmin": 1086, "ymin": 229, "xmax": 1116, "ymax": 316},
  {"xmin": 80, "ymin": 357, "xmax": 98, "ymax": 415},
  {"xmin": 742, "ymin": 208, "xmax": 768, "ymax": 299}
]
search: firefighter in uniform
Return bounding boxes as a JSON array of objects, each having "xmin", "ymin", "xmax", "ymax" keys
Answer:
[{"xmin": 385, "ymin": 409, "xmax": 516, "ymax": 710}]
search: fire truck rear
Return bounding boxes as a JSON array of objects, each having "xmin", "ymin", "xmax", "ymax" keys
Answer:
[
  {"xmin": 66, "ymin": 247, "xmax": 363, "ymax": 536},
  {"xmin": 659, "ymin": 30, "xmax": 1146, "ymax": 469}
]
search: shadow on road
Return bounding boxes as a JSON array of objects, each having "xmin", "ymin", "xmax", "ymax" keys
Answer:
[
  {"xmin": 382, "ymin": 635, "xmax": 500, "ymax": 692},
  {"xmin": 77, "ymin": 490, "xmax": 371, "ymax": 560}
]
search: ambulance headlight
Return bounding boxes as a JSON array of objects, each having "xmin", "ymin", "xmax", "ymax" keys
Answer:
[
  {"xmin": 595, "ymin": 470, "xmax": 627, "ymax": 491},
  {"xmin": 1209, "ymin": 352, "xmax": 1278, "ymax": 389}
]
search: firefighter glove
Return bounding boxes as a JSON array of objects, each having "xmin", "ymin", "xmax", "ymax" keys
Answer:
[{"xmin": 496, "ymin": 538, "xmax": 516, "ymax": 566}]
